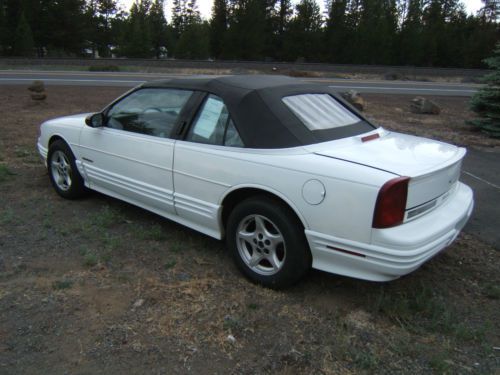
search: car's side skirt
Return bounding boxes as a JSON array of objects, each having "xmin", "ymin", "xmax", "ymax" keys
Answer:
[{"xmin": 88, "ymin": 183, "xmax": 223, "ymax": 240}]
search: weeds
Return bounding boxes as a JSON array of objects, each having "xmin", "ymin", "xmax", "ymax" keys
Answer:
[
  {"xmin": 83, "ymin": 253, "xmax": 98, "ymax": 267},
  {"xmin": 163, "ymin": 260, "xmax": 176, "ymax": 270},
  {"xmin": 169, "ymin": 241, "xmax": 183, "ymax": 253},
  {"xmin": 483, "ymin": 283, "xmax": 500, "ymax": 299},
  {"xmin": 52, "ymin": 280, "xmax": 73, "ymax": 290},
  {"xmin": 138, "ymin": 224, "xmax": 168, "ymax": 241},
  {"xmin": 0, "ymin": 164, "xmax": 14, "ymax": 182},
  {"xmin": 429, "ymin": 352, "xmax": 452, "ymax": 374},
  {"xmin": 352, "ymin": 350, "xmax": 379, "ymax": 370},
  {"xmin": 89, "ymin": 205, "xmax": 121, "ymax": 228},
  {"xmin": 0, "ymin": 207, "xmax": 16, "ymax": 224}
]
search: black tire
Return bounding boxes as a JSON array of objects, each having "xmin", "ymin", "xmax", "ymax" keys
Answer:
[
  {"xmin": 47, "ymin": 140, "xmax": 88, "ymax": 199},
  {"xmin": 226, "ymin": 195, "xmax": 311, "ymax": 289}
]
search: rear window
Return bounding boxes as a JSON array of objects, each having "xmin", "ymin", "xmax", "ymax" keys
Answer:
[{"xmin": 282, "ymin": 94, "xmax": 361, "ymax": 130}]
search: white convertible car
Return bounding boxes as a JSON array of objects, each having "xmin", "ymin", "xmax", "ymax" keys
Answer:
[{"xmin": 37, "ymin": 75, "xmax": 474, "ymax": 288}]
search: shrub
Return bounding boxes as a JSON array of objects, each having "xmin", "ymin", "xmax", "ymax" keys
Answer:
[{"xmin": 469, "ymin": 42, "xmax": 500, "ymax": 138}]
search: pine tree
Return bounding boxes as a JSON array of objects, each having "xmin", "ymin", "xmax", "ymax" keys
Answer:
[
  {"xmin": 225, "ymin": 0, "xmax": 267, "ymax": 60},
  {"xmin": 283, "ymin": 0, "xmax": 322, "ymax": 61},
  {"xmin": 210, "ymin": 0, "xmax": 228, "ymax": 58},
  {"xmin": 324, "ymin": 0, "xmax": 348, "ymax": 63},
  {"xmin": 149, "ymin": 0, "xmax": 169, "ymax": 58},
  {"xmin": 175, "ymin": 21, "xmax": 210, "ymax": 58},
  {"xmin": 13, "ymin": 11, "xmax": 34, "ymax": 56},
  {"xmin": 0, "ymin": 0, "xmax": 8, "ymax": 54},
  {"xmin": 120, "ymin": 1, "xmax": 152, "ymax": 57},
  {"xmin": 399, "ymin": 0, "xmax": 424, "ymax": 65},
  {"xmin": 469, "ymin": 43, "xmax": 500, "ymax": 138}
]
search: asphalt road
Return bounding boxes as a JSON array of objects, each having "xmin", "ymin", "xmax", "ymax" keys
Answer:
[
  {"xmin": 461, "ymin": 149, "xmax": 500, "ymax": 250},
  {"xmin": 0, "ymin": 69, "xmax": 481, "ymax": 96}
]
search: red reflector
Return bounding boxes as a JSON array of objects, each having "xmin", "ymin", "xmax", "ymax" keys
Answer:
[
  {"xmin": 361, "ymin": 133, "xmax": 380, "ymax": 142},
  {"xmin": 373, "ymin": 177, "xmax": 410, "ymax": 228}
]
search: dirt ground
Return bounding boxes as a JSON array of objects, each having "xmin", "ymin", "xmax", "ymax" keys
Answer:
[{"xmin": 0, "ymin": 85, "xmax": 499, "ymax": 374}]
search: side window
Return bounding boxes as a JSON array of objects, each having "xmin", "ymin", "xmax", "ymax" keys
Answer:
[
  {"xmin": 186, "ymin": 94, "xmax": 244, "ymax": 147},
  {"xmin": 106, "ymin": 88, "xmax": 193, "ymax": 138}
]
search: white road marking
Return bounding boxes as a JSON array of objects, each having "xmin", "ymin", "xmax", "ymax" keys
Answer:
[
  {"xmin": 0, "ymin": 78, "xmax": 145, "ymax": 84},
  {"xmin": 462, "ymin": 170, "xmax": 500, "ymax": 190}
]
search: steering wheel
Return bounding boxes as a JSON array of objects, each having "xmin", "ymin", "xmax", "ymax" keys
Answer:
[{"xmin": 142, "ymin": 107, "xmax": 162, "ymax": 113}]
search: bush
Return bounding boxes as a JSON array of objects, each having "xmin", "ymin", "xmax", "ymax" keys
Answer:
[{"xmin": 469, "ymin": 42, "xmax": 500, "ymax": 138}]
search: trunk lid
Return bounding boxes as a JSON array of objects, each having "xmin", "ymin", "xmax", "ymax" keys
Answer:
[
  {"xmin": 310, "ymin": 129, "xmax": 465, "ymax": 177},
  {"xmin": 308, "ymin": 129, "xmax": 466, "ymax": 211}
]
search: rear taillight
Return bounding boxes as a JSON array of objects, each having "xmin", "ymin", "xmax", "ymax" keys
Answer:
[{"xmin": 372, "ymin": 177, "xmax": 410, "ymax": 229}]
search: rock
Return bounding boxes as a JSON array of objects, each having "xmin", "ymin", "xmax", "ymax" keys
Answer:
[
  {"xmin": 226, "ymin": 334, "xmax": 236, "ymax": 344},
  {"xmin": 31, "ymin": 92, "xmax": 47, "ymax": 101},
  {"xmin": 410, "ymin": 96, "xmax": 441, "ymax": 115},
  {"xmin": 28, "ymin": 80, "xmax": 45, "ymax": 93},
  {"xmin": 132, "ymin": 298, "xmax": 145, "ymax": 309},
  {"xmin": 341, "ymin": 90, "xmax": 365, "ymax": 111}
]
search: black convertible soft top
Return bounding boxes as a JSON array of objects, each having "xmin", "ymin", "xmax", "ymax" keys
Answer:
[{"xmin": 142, "ymin": 75, "xmax": 375, "ymax": 149}]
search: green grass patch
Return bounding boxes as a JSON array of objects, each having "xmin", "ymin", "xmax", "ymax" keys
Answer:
[
  {"xmin": 138, "ymin": 224, "xmax": 168, "ymax": 241},
  {"xmin": 88, "ymin": 65, "xmax": 120, "ymax": 72},
  {"xmin": 83, "ymin": 253, "xmax": 98, "ymax": 267},
  {"xmin": 169, "ymin": 241, "xmax": 184, "ymax": 253},
  {"xmin": 0, "ymin": 207, "xmax": 16, "ymax": 225},
  {"xmin": 52, "ymin": 279, "xmax": 73, "ymax": 290},
  {"xmin": 372, "ymin": 283, "xmax": 458, "ymax": 335},
  {"xmin": 88, "ymin": 206, "xmax": 122, "ymax": 229},
  {"xmin": 483, "ymin": 283, "xmax": 500, "ymax": 299},
  {"xmin": 163, "ymin": 260, "xmax": 176, "ymax": 270},
  {"xmin": 0, "ymin": 164, "xmax": 15, "ymax": 182}
]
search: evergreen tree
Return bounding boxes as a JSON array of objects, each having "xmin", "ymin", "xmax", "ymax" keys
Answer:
[
  {"xmin": 149, "ymin": 0, "xmax": 169, "ymax": 58},
  {"xmin": 175, "ymin": 21, "xmax": 210, "ymax": 58},
  {"xmin": 470, "ymin": 42, "xmax": 500, "ymax": 138},
  {"xmin": 399, "ymin": 0, "xmax": 424, "ymax": 65},
  {"xmin": 480, "ymin": 0, "xmax": 500, "ymax": 22},
  {"xmin": 119, "ymin": 1, "xmax": 153, "ymax": 57},
  {"xmin": 225, "ymin": 0, "xmax": 267, "ymax": 60},
  {"xmin": 13, "ymin": 11, "xmax": 34, "ymax": 56},
  {"xmin": 284, "ymin": 0, "xmax": 322, "ymax": 61},
  {"xmin": 0, "ymin": 0, "xmax": 8, "ymax": 54},
  {"xmin": 271, "ymin": 0, "xmax": 292, "ymax": 59},
  {"xmin": 45, "ymin": 0, "xmax": 87, "ymax": 55},
  {"xmin": 172, "ymin": 0, "xmax": 200, "ymax": 38},
  {"xmin": 210, "ymin": 0, "xmax": 228, "ymax": 58},
  {"xmin": 324, "ymin": 0, "xmax": 348, "ymax": 63}
]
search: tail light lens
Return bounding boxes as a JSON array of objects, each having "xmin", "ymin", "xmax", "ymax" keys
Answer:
[{"xmin": 372, "ymin": 177, "xmax": 410, "ymax": 228}]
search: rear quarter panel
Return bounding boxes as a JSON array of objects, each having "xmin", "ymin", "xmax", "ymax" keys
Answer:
[{"xmin": 174, "ymin": 141, "xmax": 395, "ymax": 243}]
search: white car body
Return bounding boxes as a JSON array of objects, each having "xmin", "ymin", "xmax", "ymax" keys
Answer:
[{"xmin": 37, "ymin": 76, "xmax": 474, "ymax": 283}]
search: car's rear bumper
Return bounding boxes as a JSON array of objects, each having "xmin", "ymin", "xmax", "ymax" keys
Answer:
[{"xmin": 306, "ymin": 182, "xmax": 474, "ymax": 281}]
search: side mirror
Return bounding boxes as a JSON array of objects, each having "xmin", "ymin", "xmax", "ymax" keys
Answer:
[{"xmin": 85, "ymin": 113, "xmax": 105, "ymax": 128}]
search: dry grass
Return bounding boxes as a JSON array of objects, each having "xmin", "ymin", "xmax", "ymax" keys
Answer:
[{"xmin": 0, "ymin": 85, "xmax": 498, "ymax": 374}]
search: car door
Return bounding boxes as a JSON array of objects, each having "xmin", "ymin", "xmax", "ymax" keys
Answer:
[
  {"xmin": 79, "ymin": 88, "xmax": 194, "ymax": 215},
  {"xmin": 173, "ymin": 94, "xmax": 245, "ymax": 237}
]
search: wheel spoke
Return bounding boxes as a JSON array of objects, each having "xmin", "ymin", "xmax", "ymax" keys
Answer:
[
  {"xmin": 266, "ymin": 253, "xmax": 281, "ymax": 271},
  {"xmin": 238, "ymin": 229, "xmax": 255, "ymax": 242},
  {"xmin": 254, "ymin": 216, "xmax": 266, "ymax": 233},
  {"xmin": 248, "ymin": 251, "xmax": 264, "ymax": 267}
]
